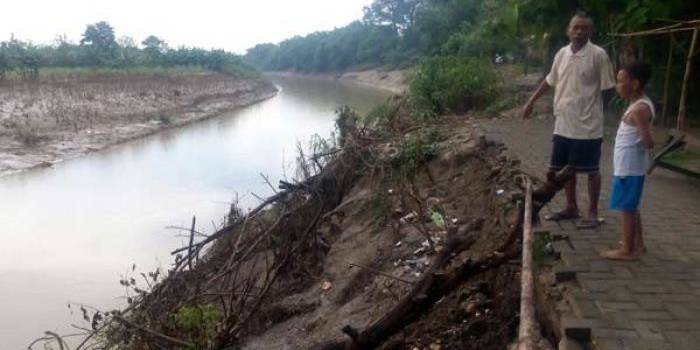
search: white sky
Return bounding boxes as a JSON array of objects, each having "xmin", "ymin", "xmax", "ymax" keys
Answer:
[{"xmin": 1, "ymin": 0, "xmax": 373, "ymax": 54}]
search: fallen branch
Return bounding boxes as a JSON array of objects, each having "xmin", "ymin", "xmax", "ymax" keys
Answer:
[
  {"xmin": 348, "ymin": 262, "xmax": 416, "ymax": 285},
  {"xmin": 112, "ymin": 314, "xmax": 194, "ymax": 348}
]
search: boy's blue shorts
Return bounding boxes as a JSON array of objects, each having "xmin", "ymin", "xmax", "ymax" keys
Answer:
[{"xmin": 609, "ymin": 176, "xmax": 645, "ymax": 211}]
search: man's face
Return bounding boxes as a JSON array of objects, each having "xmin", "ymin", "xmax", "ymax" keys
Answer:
[{"xmin": 567, "ymin": 16, "xmax": 592, "ymax": 45}]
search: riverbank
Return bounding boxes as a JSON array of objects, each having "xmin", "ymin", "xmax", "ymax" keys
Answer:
[
  {"xmin": 265, "ymin": 68, "xmax": 408, "ymax": 94},
  {"xmin": 83, "ymin": 95, "xmax": 571, "ymax": 349},
  {"xmin": 0, "ymin": 73, "xmax": 277, "ymax": 176}
]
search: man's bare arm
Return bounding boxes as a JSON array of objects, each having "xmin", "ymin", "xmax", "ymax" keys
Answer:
[{"xmin": 521, "ymin": 80, "xmax": 550, "ymax": 119}]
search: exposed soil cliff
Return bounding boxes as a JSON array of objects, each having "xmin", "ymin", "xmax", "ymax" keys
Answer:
[{"xmin": 0, "ymin": 73, "xmax": 277, "ymax": 176}]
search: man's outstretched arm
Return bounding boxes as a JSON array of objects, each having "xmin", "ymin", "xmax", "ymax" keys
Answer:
[{"xmin": 521, "ymin": 80, "xmax": 550, "ymax": 119}]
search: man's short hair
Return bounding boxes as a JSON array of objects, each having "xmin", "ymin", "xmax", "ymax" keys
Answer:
[
  {"xmin": 623, "ymin": 62, "xmax": 652, "ymax": 88},
  {"xmin": 572, "ymin": 10, "xmax": 594, "ymax": 26}
]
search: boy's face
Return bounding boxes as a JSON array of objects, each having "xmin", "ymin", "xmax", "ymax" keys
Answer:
[
  {"xmin": 616, "ymin": 69, "xmax": 640, "ymax": 99},
  {"xmin": 567, "ymin": 16, "xmax": 592, "ymax": 45}
]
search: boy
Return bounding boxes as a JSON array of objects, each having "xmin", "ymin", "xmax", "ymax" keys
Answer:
[{"xmin": 601, "ymin": 63, "xmax": 654, "ymax": 261}]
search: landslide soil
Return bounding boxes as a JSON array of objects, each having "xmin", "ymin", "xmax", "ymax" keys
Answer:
[{"xmin": 100, "ymin": 98, "xmax": 530, "ymax": 350}]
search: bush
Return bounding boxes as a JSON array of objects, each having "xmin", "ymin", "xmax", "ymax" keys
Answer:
[{"xmin": 408, "ymin": 56, "xmax": 499, "ymax": 118}]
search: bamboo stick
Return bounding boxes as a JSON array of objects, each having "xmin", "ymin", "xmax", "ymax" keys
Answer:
[
  {"xmin": 677, "ymin": 28, "xmax": 699, "ymax": 132},
  {"xmin": 609, "ymin": 22, "xmax": 700, "ymax": 38},
  {"xmin": 516, "ymin": 177, "xmax": 537, "ymax": 350},
  {"xmin": 662, "ymin": 32, "xmax": 674, "ymax": 126}
]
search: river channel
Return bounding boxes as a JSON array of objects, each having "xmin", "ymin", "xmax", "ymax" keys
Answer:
[{"xmin": 0, "ymin": 75, "xmax": 392, "ymax": 347}]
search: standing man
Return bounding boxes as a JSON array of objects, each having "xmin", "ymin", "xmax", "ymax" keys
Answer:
[{"xmin": 522, "ymin": 13, "xmax": 616, "ymax": 229}]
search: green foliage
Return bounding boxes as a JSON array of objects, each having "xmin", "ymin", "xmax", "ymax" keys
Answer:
[
  {"xmin": 0, "ymin": 22, "xmax": 259, "ymax": 81},
  {"xmin": 408, "ymin": 56, "xmax": 499, "ymax": 118},
  {"xmin": 171, "ymin": 304, "xmax": 221, "ymax": 348},
  {"xmin": 391, "ymin": 132, "xmax": 440, "ymax": 177}
]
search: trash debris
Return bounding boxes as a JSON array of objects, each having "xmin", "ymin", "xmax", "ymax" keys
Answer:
[{"xmin": 321, "ymin": 281, "xmax": 333, "ymax": 291}]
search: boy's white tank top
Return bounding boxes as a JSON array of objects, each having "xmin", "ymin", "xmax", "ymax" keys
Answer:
[{"xmin": 613, "ymin": 95, "xmax": 655, "ymax": 176}]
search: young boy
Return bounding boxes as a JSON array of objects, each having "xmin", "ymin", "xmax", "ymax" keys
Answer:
[{"xmin": 601, "ymin": 63, "xmax": 655, "ymax": 261}]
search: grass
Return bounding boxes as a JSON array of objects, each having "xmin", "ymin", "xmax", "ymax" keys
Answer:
[
  {"xmin": 662, "ymin": 148, "xmax": 700, "ymax": 172},
  {"xmin": 1, "ymin": 64, "xmax": 262, "ymax": 83}
]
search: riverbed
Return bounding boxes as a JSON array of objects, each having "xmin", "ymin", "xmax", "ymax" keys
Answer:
[{"xmin": 0, "ymin": 75, "xmax": 391, "ymax": 348}]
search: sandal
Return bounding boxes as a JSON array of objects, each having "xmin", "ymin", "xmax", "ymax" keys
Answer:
[
  {"xmin": 575, "ymin": 217, "xmax": 604, "ymax": 229},
  {"xmin": 544, "ymin": 210, "xmax": 581, "ymax": 222}
]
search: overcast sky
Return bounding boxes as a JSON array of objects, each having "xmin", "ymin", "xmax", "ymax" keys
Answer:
[{"xmin": 1, "ymin": 0, "xmax": 373, "ymax": 54}]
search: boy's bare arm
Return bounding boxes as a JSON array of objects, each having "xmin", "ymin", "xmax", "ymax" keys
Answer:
[
  {"xmin": 632, "ymin": 106, "xmax": 654, "ymax": 149},
  {"xmin": 521, "ymin": 80, "xmax": 550, "ymax": 119}
]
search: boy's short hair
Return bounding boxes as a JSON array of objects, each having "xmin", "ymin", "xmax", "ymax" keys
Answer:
[{"xmin": 623, "ymin": 62, "xmax": 651, "ymax": 88}]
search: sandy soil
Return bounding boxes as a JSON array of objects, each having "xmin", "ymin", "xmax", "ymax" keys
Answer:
[
  {"xmin": 266, "ymin": 69, "xmax": 408, "ymax": 94},
  {"xmin": 0, "ymin": 73, "xmax": 277, "ymax": 176},
  {"xmin": 337, "ymin": 70, "xmax": 407, "ymax": 94}
]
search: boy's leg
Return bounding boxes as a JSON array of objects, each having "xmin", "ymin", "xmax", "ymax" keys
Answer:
[
  {"xmin": 602, "ymin": 211, "xmax": 636, "ymax": 260},
  {"xmin": 634, "ymin": 212, "xmax": 646, "ymax": 254}
]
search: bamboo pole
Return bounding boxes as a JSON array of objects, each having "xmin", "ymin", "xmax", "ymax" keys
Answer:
[
  {"xmin": 609, "ymin": 22, "xmax": 698, "ymax": 38},
  {"xmin": 677, "ymin": 28, "xmax": 699, "ymax": 132},
  {"xmin": 662, "ymin": 32, "xmax": 674, "ymax": 126},
  {"xmin": 517, "ymin": 177, "xmax": 537, "ymax": 350}
]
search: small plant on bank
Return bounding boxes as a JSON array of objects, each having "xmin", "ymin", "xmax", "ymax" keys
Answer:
[
  {"xmin": 12, "ymin": 120, "xmax": 42, "ymax": 146},
  {"xmin": 408, "ymin": 55, "xmax": 499, "ymax": 119},
  {"xmin": 391, "ymin": 133, "xmax": 440, "ymax": 178},
  {"xmin": 158, "ymin": 114, "xmax": 173, "ymax": 125},
  {"xmin": 171, "ymin": 304, "xmax": 222, "ymax": 349}
]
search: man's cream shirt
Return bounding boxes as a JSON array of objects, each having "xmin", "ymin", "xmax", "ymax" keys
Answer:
[{"xmin": 546, "ymin": 41, "xmax": 616, "ymax": 140}]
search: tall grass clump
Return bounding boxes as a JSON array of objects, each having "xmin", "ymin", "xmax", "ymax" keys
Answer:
[{"xmin": 408, "ymin": 56, "xmax": 499, "ymax": 119}]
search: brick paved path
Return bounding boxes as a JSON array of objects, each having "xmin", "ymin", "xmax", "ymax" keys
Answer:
[{"xmin": 480, "ymin": 117, "xmax": 700, "ymax": 350}]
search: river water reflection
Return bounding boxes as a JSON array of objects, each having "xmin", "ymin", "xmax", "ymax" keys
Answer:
[{"xmin": 0, "ymin": 75, "xmax": 391, "ymax": 347}]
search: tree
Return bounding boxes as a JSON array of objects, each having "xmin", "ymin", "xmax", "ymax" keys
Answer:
[
  {"xmin": 363, "ymin": 0, "xmax": 423, "ymax": 35},
  {"xmin": 80, "ymin": 21, "xmax": 117, "ymax": 65},
  {"xmin": 141, "ymin": 35, "xmax": 167, "ymax": 65}
]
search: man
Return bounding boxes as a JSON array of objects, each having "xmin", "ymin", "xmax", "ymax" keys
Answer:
[{"xmin": 521, "ymin": 13, "xmax": 615, "ymax": 229}]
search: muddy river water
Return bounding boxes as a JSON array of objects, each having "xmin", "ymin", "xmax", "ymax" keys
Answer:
[{"xmin": 0, "ymin": 75, "xmax": 391, "ymax": 348}]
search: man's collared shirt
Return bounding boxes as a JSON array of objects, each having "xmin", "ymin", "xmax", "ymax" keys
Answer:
[{"xmin": 546, "ymin": 41, "xmax": 615, "ymax": 140}]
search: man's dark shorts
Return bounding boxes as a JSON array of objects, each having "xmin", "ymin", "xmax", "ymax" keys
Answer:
[{"xmin": 550, "ymin": 135, "xmax": 602, "ymax": 173}]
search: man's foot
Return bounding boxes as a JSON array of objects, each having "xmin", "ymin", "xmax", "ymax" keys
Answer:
[
  {"xmin": 618, "ymin": 240, "xmax": 647, "ymax": 255},
  {"xmin": 544, "ymin": 209, "xmax": 581, "ymax": 221},
  {"xmin": 576, "ymin": 217, "xmax": 604, "ymax": 229},
  {"xmin": 601, "ymin": 248, "xmax": 637, "ymax": 261}
]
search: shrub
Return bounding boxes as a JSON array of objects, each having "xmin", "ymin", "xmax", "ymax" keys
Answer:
[
  {"xmin": 408, "ymin": 56, "xmax": 499, "ymax": 118},
  {"xmin": 171, "ymin": 304, "xmax": 221, "ymax": 348}
]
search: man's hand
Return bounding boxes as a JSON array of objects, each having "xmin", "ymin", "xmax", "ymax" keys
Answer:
[
  {"xmin": 521, "ymin": 102, "xmax": 534, "ymax": 120},
  {"xmin": 521, "ymin": 80, "xmax": 549, "ymax": 120}
]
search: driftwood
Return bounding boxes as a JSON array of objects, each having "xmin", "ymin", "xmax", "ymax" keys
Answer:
[{"xmin": 317, "ymin": 167, "xmax": 574, "ymax": 350}]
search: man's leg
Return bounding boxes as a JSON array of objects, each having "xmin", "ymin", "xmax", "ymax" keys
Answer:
[
  {"xmin": 546, "ymin": 135, "xmax": 580, "ymax": 219},
  {"xmin": 565, "ymin": 174, "xmax": 579, "ymax": 213},
  {"xmin": 587, "ymin": 171, "xmax": 601, "ymax": 219}
]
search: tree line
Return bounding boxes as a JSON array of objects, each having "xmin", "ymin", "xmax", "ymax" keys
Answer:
[
  {"xmin": 246, "ymin": 0, "xmax": 699, "ymax": 73},
  {"xmin": 0, "ymin": 21, "xmax": 256, "ymax": 80},
  {"xmin": 245, "ymin": 0, "xmax": 700, "ymax": 120}
]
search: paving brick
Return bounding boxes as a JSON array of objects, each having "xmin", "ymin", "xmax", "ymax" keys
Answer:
[
  {"xmin": 597, "ymin": 301, "xmax": 639, "ymax": 312},
  {"xmin": 631, "ymin": 321, "xmax": 665, "ymax": 340},
  {"xmin": 479, "ymin": 118, "xmax": 700, "ymax": 349},
  {"xmin": 628, "ymin": 310, "xmax": 674, "ymax": 320},
  {"xmin": 562, "ymin": 317, "xmax": 592, "ymax": 342}
]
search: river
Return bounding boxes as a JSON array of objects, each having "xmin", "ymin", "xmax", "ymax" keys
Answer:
[{"xmin": 0, "ymin": 75, "xmax": 392, "ymax": 348}]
